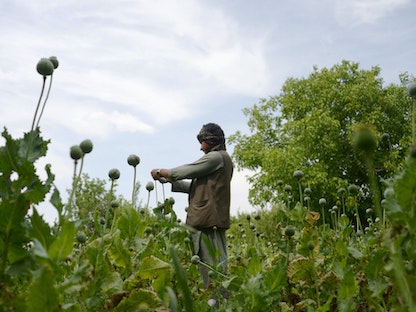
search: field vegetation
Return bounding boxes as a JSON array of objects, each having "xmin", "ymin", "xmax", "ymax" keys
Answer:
[{"xmin": 1, "ymin": 58, "xmax": 415, "ymax": 311}]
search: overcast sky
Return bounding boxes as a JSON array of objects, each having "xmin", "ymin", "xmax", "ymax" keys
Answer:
[{"xmin": 1, "ymin": 0, "xmax": 415, "ymax": 223}]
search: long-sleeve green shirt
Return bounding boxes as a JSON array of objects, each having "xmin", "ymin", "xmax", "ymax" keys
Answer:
[{"xmin": 168, "ymin": 151, "xmax": 225, "ymax": 194}]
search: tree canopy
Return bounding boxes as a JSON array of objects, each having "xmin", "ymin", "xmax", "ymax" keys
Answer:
[{"xmin": 229, "ymin": 60, "xmax": 414, "ymax": 211}]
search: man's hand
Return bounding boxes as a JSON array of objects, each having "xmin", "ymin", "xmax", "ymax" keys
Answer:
[{"xmin": 151, "ymin": 169, "xmax": 170, "ymax": 183}]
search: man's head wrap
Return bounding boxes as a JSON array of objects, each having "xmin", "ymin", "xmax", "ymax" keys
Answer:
[{"xmin": 197, "ymin": 123, "xmax": 226, "ymax": 151}]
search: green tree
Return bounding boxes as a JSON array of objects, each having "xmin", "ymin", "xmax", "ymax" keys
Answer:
[{"xmin": 230, "ymin": 60, "xmax": 414, "ymax": 213}]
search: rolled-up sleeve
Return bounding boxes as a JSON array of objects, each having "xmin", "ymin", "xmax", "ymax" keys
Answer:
[{"xmin": 171, "ymin": 180, "xmax": 192, "ymax": 193}]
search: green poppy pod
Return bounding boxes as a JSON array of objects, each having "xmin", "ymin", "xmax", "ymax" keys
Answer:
[
  {"xmin": 146, "ymin": 181, "xmax": 154, "ymax": 191},
  {"xmin": 191, "ymin": 255, "xmax": 200, "ymax": 264},
  {"xmin": 407, "ymin": 82, "xmax": 416, "ymax": 98},
  {"xmin": 70, "ymin": 145, "xmax": 83, "ymax": 160},
  {"xmin": 348, "ymin": 184, "xmax": 359, "ymax": 196},
  {"xmin": 293, "ymin": 170, "xmax": 304, "ymax": 180},
  {"xmin": 284, "ymin": 226, "xmax": 295, "ymax": 237},
  {"xmin": 380, "ymin": 133, "xmax": 390, "ymax": 142},
  {"xmin": 36, "ymin": 58, "xmax": 54, "ymax": 76},
  {"xmin": 127, "ymin": 154, "xmax": 140, "ymax": 167},
  {"xmin": 319, "ymin": 198, "xmax": 327, "ymax": 206},
  {"xmin": 353, "ymin": 127, "xmax": 377, "ymax": 152},
  {"xmin": 338, "ymin": 188, "xmax": 346, "ymax": 195},
  {"xmin": 76, "ymin": 231, "xmax": 87, "ymax": 244},
  {"xmin": 80, "ymin": 139, "xmax": 93, "ymax": 154},
  {"xmin": 304, "ymin": 187, "xmax": 312, "ymax": 195},
  {"xmin": 383, "ymin": 188, "xmax": 394, "ymax": 198},
  {"xmin": 108, "ymin": 168, "xmax": 120, "ymax": 180},
  {"xmin": 168, "ymin": 197, "xmax": 175, "ymax": 205},
  {"xmin": 49, "ymin": 56, "xmax": 59, "ymax": 69}
]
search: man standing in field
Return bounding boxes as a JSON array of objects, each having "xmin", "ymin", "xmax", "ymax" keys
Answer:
[{"xmin": 151, "ymin": 123, "xmax": 233, "ymax": 297}]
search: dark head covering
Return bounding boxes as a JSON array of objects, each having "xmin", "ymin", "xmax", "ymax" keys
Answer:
[{"xmin": 197, "ymin": 123, "xmax": 226, "ymax": 151}]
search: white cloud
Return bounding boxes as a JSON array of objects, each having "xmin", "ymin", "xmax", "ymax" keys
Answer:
[
  {"xmin": 57, "ymin": 69, "xmax": 193, "ymax": 123},
  {"xmin": 0, "ymin": 0, "xmax": 411, "ymax": 117},
  {"xmin": 94, "ymin": 111, "xmax": 154, "ymax": 134},
  {"xmin": 0, "ymin": 0, "xmax": 270, "ymax": 135},
  {"xmin": 195, "ymin": 43, "xmax": 269, "ymax": 95},
  {"xmin": 77, "ymin": 1, "xmax": 269, "ymax": 91},
  {"xmin": 334, "ymin": 0, "xmax": 410, "ymax": 26},
  {"xmin": 1, "ymin": 0, "xmax": 415, "ymax": 225},
  {"xmin": 43, "ymin": 101, "xmax": 152, "ymax": 139}
]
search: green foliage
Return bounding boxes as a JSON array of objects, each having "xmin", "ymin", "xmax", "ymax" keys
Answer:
[
  {"xmin": 27, "ymin": 264, "xmax": 59, "ymax": 312},
  {"xmin": 230, "ymin": 60, "xmax": 413, "ymax": 211},
  {"xmin": 2, "ymin": 58, "xmax": 416, "ymax": 311},
  {"xmin": 0, "ymin": 129, "xmax": 52, "ymax": 280},
  {"xmin": 2, "ymin": 127, "xmax": 416, "ymax": 312},
  {"xmin": 71, "ymin": 174, "xmax": 125, "ymax": 237}
]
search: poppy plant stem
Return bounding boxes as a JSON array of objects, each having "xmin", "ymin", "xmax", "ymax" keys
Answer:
[
  {"xmin": 297, "ymin": 180, "xmax": 303, "ymax": 207},
  {"xmin": 412, "ymin": 100, "xmax": 415, "ymax": 144},
  {"xmin": 66, "ymin": 160, "xmax": 79, "ymax": 219},
  {"xmin": 35, "ymin": 74, "xmax": 53, "ymax": 129},
  {"xmin": 132, "ymin": 166, "xmax": 137, "ymax": 206},
  {"xmin": 155, "ymin": 181, "xmax": 159, "ymax": 206},
  {"xmin": 31, "ymin": 76, "xmax": 47, "ymax": 132}
]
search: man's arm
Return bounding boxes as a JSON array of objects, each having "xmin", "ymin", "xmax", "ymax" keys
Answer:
[
  {"xmin": 150, "ymin": 151, "xmax": 223, "ymax": 183},
  {"xmin": 168, "ymin": 151, "xmax": 224, "ymax": 181}
]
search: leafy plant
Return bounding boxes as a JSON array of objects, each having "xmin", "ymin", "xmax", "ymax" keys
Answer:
[{"xmin": 2, "ymin": 57, "xmax": 416, "ymax": 311}]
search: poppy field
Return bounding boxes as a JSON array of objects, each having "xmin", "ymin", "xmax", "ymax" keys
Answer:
[{"xmin": 1, "ymin": 57, "xmax": 416, "ymax": 311}]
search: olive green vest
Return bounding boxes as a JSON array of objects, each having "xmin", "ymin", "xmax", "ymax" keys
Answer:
[{"xmin": 186, "ymin": 150, "xmax": 233, "ymax": 230}]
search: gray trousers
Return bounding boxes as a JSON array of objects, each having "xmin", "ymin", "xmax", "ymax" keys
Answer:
[{"xmin": 191, "ymin": 228, "xmax": 228, "ymax": 289}]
